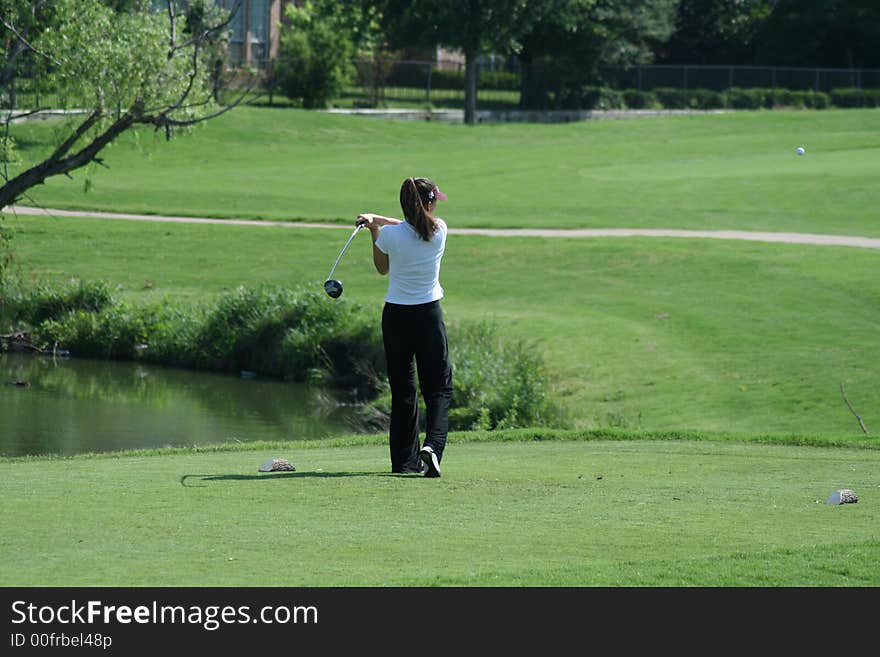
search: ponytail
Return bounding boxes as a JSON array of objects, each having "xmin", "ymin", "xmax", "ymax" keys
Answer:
[{"xmin": 399, "ymin": 177, "xmax": 438, "ymax": 242}]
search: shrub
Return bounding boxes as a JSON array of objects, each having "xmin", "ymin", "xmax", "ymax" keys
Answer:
[
  {"xmin": 22, "ymin": 282, "xmax": 566, "ymax": 431},
  {"xmin": 688, "ymin": 88, "xmax": 726, "ymax": 109},
  {"xmin": 803, "ymin": 89, "xmax": 830, "ymax": 109},
  {"xmin": 754, "ymin": 88, "xmax": 777, "ymax": 109},
  {"xmin": 773, "ymin": 88, "xmax": 830, "ymax": 110},
  {"xmin": 38, "ymin": 310, "xmax": 104, "ymax": 357},
  {"xmin": 29, "ymin": 285, "xmax": 383, "ymax": 396},
  {"xmin": 724, "ymin": 87, "xmax": 770, "ymax": 109},
  {"xmin": 652, "ymin": 87, "xmax": 691, "ymax": 109},
  {"xmin": 622, "ymin": 90, "xmax": 660, "ymax": 109},
  {"xmin": 185, "ymin": 286, "xmax": 385, "ymax": 397},
  {"xmin": 274, "ymin": 2, "xmax": 354, "ymax": 108},
  {"xmin": 830, "ymin": 88, "xmax": 865, "ymax": 107},
  {"xmin": 785, "ymin": 90, "xmax": 809, "ymax": 109},
  {"xmin": 830, "ymin": 88, "xmax": 880, "ymax": 108},
  {"xmin": 448, "ymin": 320, "xmax": 565, "ymax": 431},
  {"xmin": 137, "ymin": 301, "xmax": 204, "ymax": 368},
  {"xmin": 769, "ymin": 88, "xmax": 800, "ymax": 108},
  {"xmin": 646, "ymin": 88, "xmax": 726, "ymax": 110},
  {"xmin": 5, "ymin": 279, "xmax": 113, "ymax": 326},
  {"xmin": 555, "ymin": 86, "xmax": 624, "ymax": 110},
  {"xmin": 37, "ymin": 302, "xmax": 149, "ymax": 359},
  {"xmin": 581, "ymin": 86, "xmax": 625, "ymax": 110}
]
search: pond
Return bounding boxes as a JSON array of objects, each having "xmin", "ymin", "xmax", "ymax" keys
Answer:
[{"xmin": 0, "ymin": 352, "xmax": 373, "ymax": 457}]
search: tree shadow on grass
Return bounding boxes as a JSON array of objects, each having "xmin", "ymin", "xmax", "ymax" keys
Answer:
[{"xmin": 180, "ymin": 471, "xmax": 419, "ymax": 487}]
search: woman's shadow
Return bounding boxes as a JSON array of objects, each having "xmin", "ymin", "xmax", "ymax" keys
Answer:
[{"xmin": 179, "ymin": 471, "xmax": 418, "ymax": 487}]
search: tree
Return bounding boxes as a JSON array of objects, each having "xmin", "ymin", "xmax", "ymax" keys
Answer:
[
  {"xmin": 659, "ymin": 1, "xmax": 772, "ymax": 65},
  {"xmin": 587, "ymin": 0, "xmax": 680, "ymax": 69},
  {"xmin": 0, "ymin": 0, "xmax": 248, "ymax": 211},
  {"xmin": 509, "ymin": 0, "xmax": 678, "ymax": 109},
  {"xmin": 506, "ymin": 0, "xmax": 596, "ymax": 109},
  {"xmin": 380, "ymin": 0, "xmax": 521, "ymax": 124},
  {"xmin": 274, "ymin": 1, "xmax": 356, "ymax": 109},
  {"xmin": 754, "ymin": 0, "xmax": 880, "ymax": 68},
  {"xmin": 308, "ymin": 0, "xmax": 386, "ymax": 55}
]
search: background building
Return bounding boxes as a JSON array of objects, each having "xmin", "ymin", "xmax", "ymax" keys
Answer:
[
  {"xmin": 215, "ymin": 0, "xmax": 298, "ymax": 68},
  {"xmin": 215, "ymin": 2, "xmax": 466, "ymax": 71}
]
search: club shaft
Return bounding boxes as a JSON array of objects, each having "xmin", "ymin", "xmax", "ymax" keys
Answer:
[{"xmin": 326, "ymin": 225, "xmax": 363, "ymax": 280}]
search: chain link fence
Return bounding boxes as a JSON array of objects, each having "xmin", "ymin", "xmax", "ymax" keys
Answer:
[
  {"xmin": 338, "ymin": 60, "xmax": 880, "ymax": 110},
  {"xmin": 344, "ymin": 58, "xmax": 519, "ymax": 110},
  {"xmin": 5, "ymin": 58, "xmax": 880, "ymax": 112}
]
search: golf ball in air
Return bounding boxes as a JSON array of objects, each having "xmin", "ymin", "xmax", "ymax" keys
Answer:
[{"xmin": 796, "ymin": 147, "xmax": 805, "ymax": 155}]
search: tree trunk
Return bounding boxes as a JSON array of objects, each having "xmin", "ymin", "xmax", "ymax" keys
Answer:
[{"xmin": 464, "ymin": 47, "xmax": 478, "ymax": 125}]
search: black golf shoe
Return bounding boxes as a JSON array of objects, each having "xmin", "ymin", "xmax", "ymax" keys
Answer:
[{"xmin": 419, "ymin": 445, "xmax": 441, "ymax": 478}]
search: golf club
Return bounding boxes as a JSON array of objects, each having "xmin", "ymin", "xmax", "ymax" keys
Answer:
[{"xmin": 324, "ymin": 223, "xmax": 364, "ymax": 298}]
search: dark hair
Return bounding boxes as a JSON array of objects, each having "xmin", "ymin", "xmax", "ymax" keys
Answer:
[{"xmin": 399, "ymin": 176, "xmax": 438, "ymax": 242}]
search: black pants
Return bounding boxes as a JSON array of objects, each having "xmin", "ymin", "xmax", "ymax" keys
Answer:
[{"xmin": 382, "ymin": 300, "xmax": 453, "ymax": 473}]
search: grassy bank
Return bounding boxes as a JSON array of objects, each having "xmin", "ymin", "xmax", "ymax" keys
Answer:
[
  {"xmin": 7, "ymin": 106, "xmax": 880, "ymax": 236},
  {"xmin": 1, "ymin": 431, "xmax": 877, "ymax": 586},
  {"xmin": 2, "ymin": 281, "xmax": 559, "ymax": 432}
]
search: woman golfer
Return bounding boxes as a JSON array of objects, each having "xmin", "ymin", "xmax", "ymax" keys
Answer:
[{"xmin": 357, "ymin": 176, "xmax": 452, "ymax": 478}]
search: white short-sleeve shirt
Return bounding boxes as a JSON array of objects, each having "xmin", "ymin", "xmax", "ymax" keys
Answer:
[{"xmin": 374, "ymin": 218, "xmax": 447, "ymax": 305}]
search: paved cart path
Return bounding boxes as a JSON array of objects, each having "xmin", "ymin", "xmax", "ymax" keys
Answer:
[{"xmin": 7, "ymin": 205, "xmax": 880, "ymax": 250}]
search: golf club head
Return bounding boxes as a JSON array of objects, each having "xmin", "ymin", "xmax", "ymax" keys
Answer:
[{"xmin": 324, "ymin": 279, "xmax": 343, "ymax": 298}]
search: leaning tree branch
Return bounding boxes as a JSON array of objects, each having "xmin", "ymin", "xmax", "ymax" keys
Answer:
[
  {"xmin": 142, "ymin": 95, "xmax": 213, "ymax": 116},
  {"xmin": 840, "ymin": 383, "xmax": 869, "ymax": 435},
  {"xmin": 48, "ymin": 109, "xmax": 103, "ymax": 162},
  {"xmin": 0, "ymin": 0, "xmax": 251, "ymax": 208},
  {"xmin": 142, "ymin": 91, "xmax": 249, "ymax": 135},
  {"xmin": 145, "ymin": 81, "xmax": 256, "ymax": 132},
  {"xmin": 0, "ymin": 108, "xmax": 137, "ymax": 209},
  {"xmin": 162, "ymin": 40, "xmax": 203, "ymax": 116}
]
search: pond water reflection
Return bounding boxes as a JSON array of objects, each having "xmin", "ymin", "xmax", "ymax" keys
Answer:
[{"xmin": 1, "ymin": 352, "xmax": 369, "ymax": 457}]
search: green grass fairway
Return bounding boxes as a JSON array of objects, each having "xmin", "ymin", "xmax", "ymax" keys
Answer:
[
  {"xmin": 1, "ymin": 434, "xmax": 877, "ymax": 586},
  {"xmin": 4, "ymin": 108, "xmax": 880, "ymax": 588},
  {"xmin": 6, "ymin": 213, "xmax": 880, "ymax": 437},
  {"xmin": 8, "ymin": 107, "xmax": 880, "ymax": 236}
]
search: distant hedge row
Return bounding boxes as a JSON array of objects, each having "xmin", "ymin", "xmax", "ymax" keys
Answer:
[
  {"xmin": 554, "ymin": 86, "xmax": 880, "ymax": 111},
  {"xmin": 379, "ymin": 63, "xmax": 880, "ymax": 110}
]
